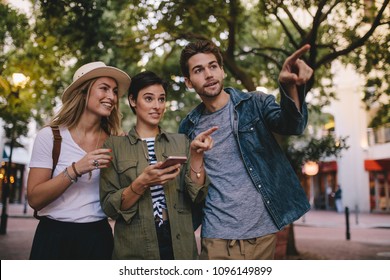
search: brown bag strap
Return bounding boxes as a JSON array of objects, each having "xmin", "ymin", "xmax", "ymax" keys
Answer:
[
  {"xmin": 34, "ymin": 126, "xmax": 62, "ymax": 220},
  {"xmin": 50, "ymin": 125, "xmax": 62, "ymax": 177}
]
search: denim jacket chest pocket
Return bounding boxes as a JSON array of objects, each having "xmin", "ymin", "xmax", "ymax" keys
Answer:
[{"xmin": 238, "ymin": 116, "xmax": 266, "ymax": 153}]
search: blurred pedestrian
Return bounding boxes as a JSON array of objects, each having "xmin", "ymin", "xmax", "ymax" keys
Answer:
[
  {"xmin": 27, "ymin": 61, "xmax": 131, "ymax": 259},
  {"xmin": 335, "ymin": 185, "xmax": 343, "ymax": 213}
]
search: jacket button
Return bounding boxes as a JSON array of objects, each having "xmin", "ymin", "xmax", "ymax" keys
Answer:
[
  {"xmin": 176, "ymin": 234, "xmax": 181, "ymax": 240},
  {"xmin": 258, "ymin": 185, "xmax": 262, "ymax": 188}
]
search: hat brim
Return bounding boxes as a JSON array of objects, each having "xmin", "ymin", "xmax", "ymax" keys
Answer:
[{"xmin": 62, "ymin": 66, "xmax": 131, "ymax": 100}]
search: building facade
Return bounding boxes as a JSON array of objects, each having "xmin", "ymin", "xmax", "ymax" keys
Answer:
[{"xmin": 313, "ymin": 62, "xmax": 390, "ymax": 214}]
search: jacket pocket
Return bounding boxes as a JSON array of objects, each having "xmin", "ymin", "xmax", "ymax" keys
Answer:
[
  {"xmin": 238, "ymin": 116, "xmax": 262, "ymax": 133},
  {"xmin": 238, "ymin": 117, "xmax": 265, "ymax": 153},
  {"xmin": 117, "ymin": 160, "xmax": 138, "ymax": 183}
]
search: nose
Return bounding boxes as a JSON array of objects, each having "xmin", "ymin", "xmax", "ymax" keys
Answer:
[
  {"xmin": 106, "ymin": 88, "xmax": 116, "ymax": 99},
  {"xmin": 204, "ymin": 67, "xmax": 213, "ymax": 78},
  {"xmin": 152, "ymin": 99, "xmax": 161, "ymax": 109}
]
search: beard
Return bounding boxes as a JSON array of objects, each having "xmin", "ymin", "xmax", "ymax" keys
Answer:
[{"xmin": 195, "ymin": 80, "xmax": 224, "ymax": 99}]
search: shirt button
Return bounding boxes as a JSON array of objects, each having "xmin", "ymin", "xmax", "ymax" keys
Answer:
[
  {"xmin": 250, "ymin": 127, "xmax": 254, "ymax": 130},
  {"xmin": 258, "ymin": 185, "xmax": 261, "ymax": 188},
  {"xmin": 249, "ymin": 168, "xmax": 253, "ymax": 171}
]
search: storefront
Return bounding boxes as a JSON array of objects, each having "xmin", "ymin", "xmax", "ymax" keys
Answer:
[
  {"xmin": 301, "ymin": 161, "xmax": 339, "ymax": 211},
  {"xmin": 365, "ymin": 159, "xmax": 390, "ymax": 213},
  {"xmin": 1, "ymin": 146, "xmax": 29, "ymax": 204}
]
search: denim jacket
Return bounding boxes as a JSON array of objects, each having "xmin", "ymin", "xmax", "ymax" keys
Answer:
[{"xmin": 179, "ymin": 87, "xmax": 310, "ymax": 229}]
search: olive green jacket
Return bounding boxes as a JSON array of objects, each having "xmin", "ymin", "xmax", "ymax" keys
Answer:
[{"xmin": 100, "ymin": 128, "xmax": 208, "ymax": 260}]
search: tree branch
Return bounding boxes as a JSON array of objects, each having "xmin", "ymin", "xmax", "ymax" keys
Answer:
[
  {"xmin": 281, "ymin": 5, "xmax": 306, "ymax": 37},
  {"xmin": 237, "ymin": 46, "xmax": 287, "ymax": 69},
  {"xmin": 274, "ymin": 12, "xmax": 299, "ymax": 49},
  {"xmin": 316, "ymin": 0, "xmax": 389, "ymax": 67},
  {"xmin": 226, "ymin": 0, "xmax": 239, "ymax": 57}
]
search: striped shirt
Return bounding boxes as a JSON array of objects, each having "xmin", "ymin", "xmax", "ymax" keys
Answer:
[{"xmin": 144, "ymin": 138, "xmax": 166, "ymax": 226}]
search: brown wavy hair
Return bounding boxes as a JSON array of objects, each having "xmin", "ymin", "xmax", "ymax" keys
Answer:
[{"xmin": 180, "ymin": 39, "xmax": 224, "ymax": 78}]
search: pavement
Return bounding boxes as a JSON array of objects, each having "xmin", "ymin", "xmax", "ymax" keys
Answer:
[{"xmin": 1, "ymin": 203, "xmax": 390, "ymax": 260}]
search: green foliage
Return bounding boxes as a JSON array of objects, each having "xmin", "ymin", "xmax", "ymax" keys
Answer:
[
  {"xmin": 1, "ymin": 0, "xmax": 388, "ymax": 163},
  {"xmin": 286, "ymin": 133, "xmax": 349, "ymax": 174},
  {"xmin": 0, "ymin": 4, "xmax": 30, "ymax": 70},
  {"xmin": 0, "ymin": 79, "xmax": 32, "ymax": 140},
  {"xmin": 0, "ymin": 4, "xmax": 33, "ymax": 142}
]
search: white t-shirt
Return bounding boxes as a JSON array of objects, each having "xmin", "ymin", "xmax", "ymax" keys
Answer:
[{"xmin": 29, "ymin": 126, "xmax": 106, "ymax": 223}]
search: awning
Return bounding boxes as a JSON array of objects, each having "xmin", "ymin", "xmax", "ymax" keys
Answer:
[
  {"xmin": 364, "ymin": 159, "xmax": 390, "ymax": 171},
  {"xmin": 319, "ymin": 161, "xmax": 338, "ymax": 172}
]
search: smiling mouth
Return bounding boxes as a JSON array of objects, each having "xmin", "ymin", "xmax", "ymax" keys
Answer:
[{"xmin": 101, "ymin": 102, "xmax": 113, "ymax": 109}]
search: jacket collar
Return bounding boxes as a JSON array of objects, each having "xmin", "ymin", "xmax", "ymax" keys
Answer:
[
  {"xmin": 225, "ymin": 87, "xmax": 252, "ymax": 105},
  {"xmin": 127, "ymin": 126, "xmax": 169, "ymax": 144},
  {"xmin": 186, "ymin": 87, "xmax": 252, "ymax": 123}
]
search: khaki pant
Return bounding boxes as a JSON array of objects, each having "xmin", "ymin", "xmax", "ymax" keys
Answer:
[{"xmin": 200, "ymin": 233, "xmax": 276, "ymax": 260}]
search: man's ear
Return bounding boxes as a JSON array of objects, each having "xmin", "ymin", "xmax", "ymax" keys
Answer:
[{"xmin": 184, "ymin": 77, "xmax": 193, "ymax": 89}]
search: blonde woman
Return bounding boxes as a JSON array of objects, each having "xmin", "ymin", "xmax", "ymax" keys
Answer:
[{"xmin": 27, "ymin": 62, "xmax": 131, "ymax": 259}]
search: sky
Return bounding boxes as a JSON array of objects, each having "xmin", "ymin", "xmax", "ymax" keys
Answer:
[{"xmin": 7, "ymin": 0, "xmax": 31, "ymax": 14}]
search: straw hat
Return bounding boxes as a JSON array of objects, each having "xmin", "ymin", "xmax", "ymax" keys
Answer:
[{"xmin": 62, "ymin": 61, "xmax": 131, "ymax": 100}]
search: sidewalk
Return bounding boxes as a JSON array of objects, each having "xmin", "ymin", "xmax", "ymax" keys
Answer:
[
  {"xmin": 291, "ymin": 209, "xmax": 390, "ymax": 260},
  {"xmin": 1, "ymin": 203, "xmax": 390, "ymax": 260}
]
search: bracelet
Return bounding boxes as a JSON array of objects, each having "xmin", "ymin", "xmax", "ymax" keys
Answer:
[
  {"xmin": 63, "ymin": 167, "xmax": 77, "ymax": 183},
  {"xmin": 190, "ymin": 163, "xmax": 203, "ymax": 178},
  {"xmin": 71, "ymin": 162, "xmax": 82, "ymax": 178},
  {"xmin": 130, "ymin": 184, "xmax": 143, "ymax": 196}
]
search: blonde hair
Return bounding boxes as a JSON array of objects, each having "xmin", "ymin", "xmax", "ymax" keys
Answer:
[{"xmin": 50, "ymin": 78, "xmax": 122, "ymax": 135}]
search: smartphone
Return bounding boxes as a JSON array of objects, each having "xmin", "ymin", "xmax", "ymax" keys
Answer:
[{"xmin": 159, "ymin": 156, "xmax": 187, "ymax": 168}]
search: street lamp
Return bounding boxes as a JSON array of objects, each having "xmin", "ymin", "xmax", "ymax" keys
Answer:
[
  {"xmin": 303, "ymin": 161, "xmax": 319, "ymax": 207},
  {"xmin": 0, "ymin": 72, "xmax": 29, "ymax": 235}
]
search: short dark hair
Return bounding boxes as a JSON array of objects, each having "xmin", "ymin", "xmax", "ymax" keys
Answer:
[
  {"xmin": 180, "ymin": 40, "xmax": 224, "ymax": 78},
  {"xmin": 127, "ymin": 71, "xmax": 168, "ymax": 114}
]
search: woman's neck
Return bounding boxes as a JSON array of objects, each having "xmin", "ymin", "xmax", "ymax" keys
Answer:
[
  {"xmin": 77, "ymin": 114, "xmax": 101, "ymax": 134},
  {"xmin": 134, "ymin": 124, "xmax": 159, "ymax": 138}
]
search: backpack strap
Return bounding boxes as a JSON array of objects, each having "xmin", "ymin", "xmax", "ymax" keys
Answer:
[
  {"xmin": 50, "ymin": 125, "xmax": 62, "ymax": 177},
  {"xmin": 34, "ymin": 125, "xmax": 62, "ymax": 220}
]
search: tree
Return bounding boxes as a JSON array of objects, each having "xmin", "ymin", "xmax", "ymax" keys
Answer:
[
  {"xmin": 109, "ymin": 0, "xmax": 382, "ymax": 257},
  {"xmin": 1, "ymin": 0, "xmax": 387, "ymax": 252},
  {"xmin": 109, "ymin": 0, "xmax": 388, "ymax": 121},
  {"xmin": 0, "ymin": 4, "xmax": 33, "ymax": 137},
  {"xmin": 4, "ymin": 1, "xmax": 388, "ymax": 128}
]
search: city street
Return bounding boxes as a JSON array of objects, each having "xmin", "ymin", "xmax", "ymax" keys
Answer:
[{"xmin": 1, "ymin": 203, "xmax": 390, "ymax": 260}]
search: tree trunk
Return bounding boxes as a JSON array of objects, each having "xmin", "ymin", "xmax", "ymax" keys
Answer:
[{"xmin": 286, "ymin": 223, "xmax": 300, "ymax": 256}]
